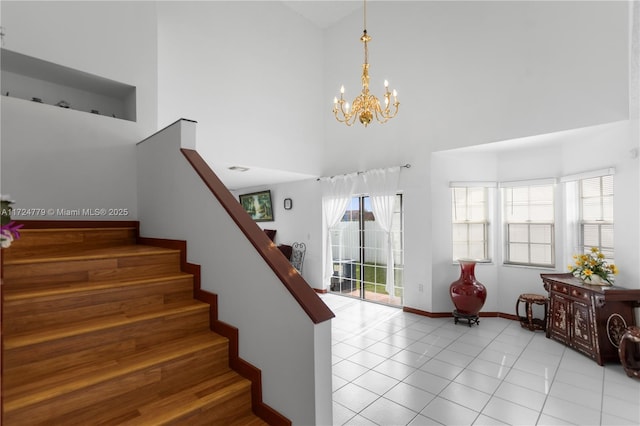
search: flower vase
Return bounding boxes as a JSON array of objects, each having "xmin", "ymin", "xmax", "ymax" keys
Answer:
[
  {"xmin": 582, "ymin": 274, "xmax": 610, "ymax": 286},
  {"xmin": 450, "ymin": 259, "xmax": 487, "ymax": 322}
]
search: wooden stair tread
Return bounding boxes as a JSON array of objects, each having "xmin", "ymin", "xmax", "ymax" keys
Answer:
[
  {"xmin": 3, "ymin": 227, "xmax": 138, "ymax": 261},
  {"xmin": 2, "ymin": 272, "xmax": 193, "ymax": 301},
  {"xmin": 3, "ymin": 244, "xmax": 179, "ymax": 265},
  {"xmin": 3, "ymin": 331, "xmax": 229, "ymax": 412},
  {"xmin": 14, "ymin": 227, "xmax": 137, "ymax": 232},
  {"xmin": 230, "ymin": 415, "xmax": 271, "ymax": 426},
  {"xmin": 3, "ymin": 300, "xmax": 209, "ymax": 349},
  {"xmin": 120, "ymin": 371, "xmax": 252, "ymax": 425}
]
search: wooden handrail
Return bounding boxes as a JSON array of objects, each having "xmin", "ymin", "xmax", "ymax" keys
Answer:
[{"xmin": 180, "ymin": 148, "xmax": 334, "ymax": 325}]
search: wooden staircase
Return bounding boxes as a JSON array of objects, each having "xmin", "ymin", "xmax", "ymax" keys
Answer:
[{"xmin": 1, "ymin": 226, "xmax": 269, "ymax": 425}]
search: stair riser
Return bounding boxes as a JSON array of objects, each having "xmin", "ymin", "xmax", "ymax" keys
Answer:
[
  {"xmin": 4, "ymin": 344, "xmax": 230, "ymax": 425},
  {"xmin": 173, "ymin": 388, "xmax": 253, "ymax": 426},
  {"xmin": 4, "ymin": 228, "xmax": 137, "ymax": 260},
  {"xmin": 4, "ymin": 278, "xmax": 194, "ymax": 333},
  {"xmin": 4, "ymin": 339, "xmax": 138, "ymax": 389},
  {"xmin": 43, "ymin": 371, "xmax": 244, "ymax": 426},
  {"xmin": 3, "ymin": 307, "xmax": 211, "ymax": 369},
  {"xmin": 3, "ymin": 252, "xmax": 181, "ymax": 286},
  {"xmin": 5, "ymin": 368, "xmax": 163, "ymax": 426},
  {"xmin": 4, "ymin": 334, "xmax": 230, "ymax": 398}
]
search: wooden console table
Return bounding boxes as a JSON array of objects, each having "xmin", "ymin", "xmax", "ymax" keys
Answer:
[{"xmin": 540, "ymin": 273, "xmax": 640, "ymax": 365}]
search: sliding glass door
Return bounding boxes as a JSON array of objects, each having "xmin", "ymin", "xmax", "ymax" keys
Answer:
[{"xmin": 329, "ymin": 195, "xmax": 404, "ymax": 306}]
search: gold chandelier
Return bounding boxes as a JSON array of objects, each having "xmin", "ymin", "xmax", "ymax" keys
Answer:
[{"xmin": 333, "ymin": 0, "xmax": 399, "ymax": 127}]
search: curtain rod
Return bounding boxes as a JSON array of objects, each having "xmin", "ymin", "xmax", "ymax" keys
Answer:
[{"xmin": 316, "ymin": 164, "xmax": 411, "ymax": 181}]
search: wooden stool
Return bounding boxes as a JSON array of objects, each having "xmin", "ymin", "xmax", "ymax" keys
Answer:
[
  {"xmin": 619, "ymin": 326, "xmax": 640, "ymax": 379},
  {"xmin": 516, "ymin": 293, "xmax": 548, "ymax": 331}
]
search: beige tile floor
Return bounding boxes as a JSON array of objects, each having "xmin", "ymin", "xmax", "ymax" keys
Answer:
[{"xmin": 321, "ymin": 293, "xmax": 640, "ymax": 426}]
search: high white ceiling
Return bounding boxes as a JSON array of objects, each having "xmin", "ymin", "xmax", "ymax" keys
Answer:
[
  {"xmin": 281, "ymin": 1, "xmax": 362, "ymax": 29},
  {"xmin": 211, "ymin": 1, "xmax": 365, "ymax": 190},
  {"xmin": 213, "ymin": 161, "xmax": 319, "ymax": 192}
]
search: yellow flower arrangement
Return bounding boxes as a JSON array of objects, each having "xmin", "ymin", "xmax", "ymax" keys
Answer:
[{"xmin": 568, "ymin": 247, "xmax": 618, "ymax": 285}]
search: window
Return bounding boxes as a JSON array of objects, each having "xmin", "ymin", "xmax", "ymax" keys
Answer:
[
  {"xmin": 329, "ymin": 194, "xmax": 404, "ymax": 306},
  {"xmin": 451, "ymin": 187, "xmax": 490, "ymax": 262},
  {"xmin": 579, "ymin": 175, "xmax": 614, "ymax": 260},
  {"xmin": 503, "ymin": 182, "xmax": 555, "ymax": 267}
]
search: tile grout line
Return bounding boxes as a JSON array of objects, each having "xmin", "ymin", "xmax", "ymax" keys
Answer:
[
  {"xmin": 327, "ymin": 294, "xmax": 621, "ymax": 426},
  {"xmin": 428, "ymin": 318, "xmax": 520, "ymax": 425}
]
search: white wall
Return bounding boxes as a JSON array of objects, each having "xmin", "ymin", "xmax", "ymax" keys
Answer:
[
  {"xmin": 0, "ymin": 1, "xmax": 158, "ymax": 218},
  {"xmin": 231, "ymin": 178, "xmax": 324, "ymax": 289},
  {"xmin": 0, "ymin": 0, "xmax": 157, "ymax": 134},
  {"xmin": 137, "ymin": 120, "xmax": 332, "ymax": 425},
  {"xmin": 156, "ymin": 1, "xmax": 325, "ymax": 182},
  {"xmin": 0, "ymin": 97, "xmax": 140, "ymax": 219}
]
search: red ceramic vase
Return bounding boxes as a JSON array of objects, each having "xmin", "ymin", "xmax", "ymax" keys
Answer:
[{"xmin": 450, "ymin": 259, "xmax": 487, "ymax": 316}]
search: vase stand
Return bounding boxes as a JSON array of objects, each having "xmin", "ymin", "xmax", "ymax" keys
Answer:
[{"xmin": 453, "ymin": 310, "xmax": 480, "ymax": 327}]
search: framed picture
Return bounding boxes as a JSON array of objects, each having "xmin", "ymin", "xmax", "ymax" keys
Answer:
[{"xmin": 239, "ymin": 190, "xmax": 274, "ymax": 222}]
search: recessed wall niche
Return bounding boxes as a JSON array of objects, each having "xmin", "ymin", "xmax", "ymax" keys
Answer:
[{"xmin": 1, "ymin": 48, "xmax": 136, "ymax": 121}]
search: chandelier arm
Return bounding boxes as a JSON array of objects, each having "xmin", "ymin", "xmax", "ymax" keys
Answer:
[
  {"xmin": 375, "ymin": 110, "xmax": 390, "ymax": 125},
  {"xmin": 371, "ymin": 100, "xmax": 386, "ymax": 124},
  {"xmin": 340, "ymin": 103, "xmax": 355, "ymax": 121},
  {"xmin": 334, "ymin": 110, "xmax": 355, "ymax": 126},
  {"xmin": 373, "ymin": 97, "xmax": 400, "ymax": 123},
  {"xmin": 335, "ymin": 110, "xmax": 349, "ymax": 124},
  {"xmin": 334, "ymin": 98, "xmax": 360, "ymax": 126},
  {"xmin": 384, "ymin": 103, "xmax": 399, "ymax": 120}
]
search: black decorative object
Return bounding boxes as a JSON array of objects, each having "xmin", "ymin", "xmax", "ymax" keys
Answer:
[
  {"xmin": 284, "ymin": 198, "xmax": 292, "ymax": 210},
  {"xmin": 31, "ymin": 97, "xmax": 43, "ymax": 103},
  {"xmin": 56, "ymin": 100, "xmax": 70, "ymax": 108}
]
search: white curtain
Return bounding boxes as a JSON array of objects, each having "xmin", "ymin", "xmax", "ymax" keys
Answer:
[
  {"xmin": 321, "ymin": 174, "xmax": 356, "ymax": 289},
  {"xmin": 363, "ymin": 167, "xmax": 400, "ymax": 296}
]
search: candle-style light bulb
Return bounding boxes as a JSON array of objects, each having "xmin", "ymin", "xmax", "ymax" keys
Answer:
[
  {"xmin": 333, "ymin": 97, "xmax": 338, "ymax": 105},
  {"xmin": 393, "ymin": 89, "xmax": 398, "ymax": 98},
  {"xmin": 340, "ymin": 85, "xmax": 345, "ymax": 94},
  {"xmin": 345, "ymin": 102, "xmax": 350, "ymax": 112},
  {"xmin": 384, "ymin": 79, "xmax": 389, "ymax": 88}
]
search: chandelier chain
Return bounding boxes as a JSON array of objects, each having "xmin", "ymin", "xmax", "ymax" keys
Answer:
[{"xmin": 363, "ymin": 0, "xmax": 367, "ymax": 32}]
